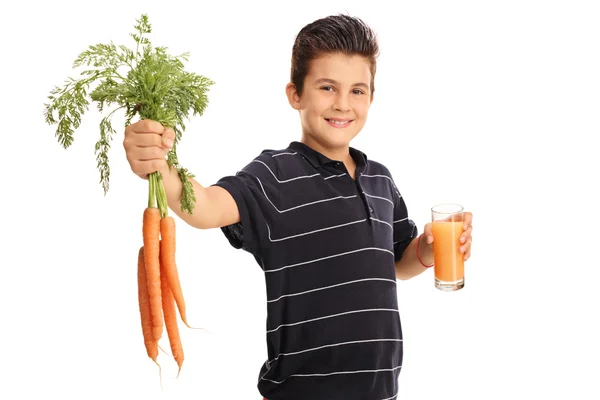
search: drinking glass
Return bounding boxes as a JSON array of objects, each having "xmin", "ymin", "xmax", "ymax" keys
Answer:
[{"xmin": 431, "ymin": 203, "xmax": 465, "ymax": 291}]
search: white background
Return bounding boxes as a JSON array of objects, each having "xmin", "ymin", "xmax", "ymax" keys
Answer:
[{"xmin": 1, "ymin": 0, "xmax": 599, "ymax": 399}]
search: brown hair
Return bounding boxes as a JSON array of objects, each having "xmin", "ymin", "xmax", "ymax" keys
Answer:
[{"xmin": 290, "ymin": 14, "xmax": 379, "ymax": 96}]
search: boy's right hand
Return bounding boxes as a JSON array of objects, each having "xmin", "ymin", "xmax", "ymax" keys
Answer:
[{"xmin": 123, "ymin": 119, "xmax": 175, "ymax": 179}]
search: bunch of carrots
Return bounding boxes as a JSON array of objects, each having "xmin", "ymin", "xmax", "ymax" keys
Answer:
[
  {"xmin": 43, "ymin": 14, "xmax": 213, "ymax": 382},
  {"xmin": 137, "ymin": 172, "xmax": 192, "ymax": 377}
]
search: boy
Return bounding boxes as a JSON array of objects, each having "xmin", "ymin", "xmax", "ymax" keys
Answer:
[{"xmin": 123, "ymin": 14, "xmax": 473, "ymax": 400}]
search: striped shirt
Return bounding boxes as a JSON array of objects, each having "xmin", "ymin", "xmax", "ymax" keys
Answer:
[{"xmin": 212, "ymin": 141, "xmax": 418, "ymax": 400}]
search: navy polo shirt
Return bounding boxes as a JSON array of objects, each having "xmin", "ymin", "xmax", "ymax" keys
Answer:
[{"xmin": 213, "ymin": 141, "xmax": 418, "ymax": 400}]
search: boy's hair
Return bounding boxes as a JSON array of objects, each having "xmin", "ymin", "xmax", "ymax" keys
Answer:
[{"xmin": 290, "ymin": 14, "xmax": 379, "ymax": 96}]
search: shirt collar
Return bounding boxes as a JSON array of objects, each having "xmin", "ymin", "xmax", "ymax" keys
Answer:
[{"xmin": 288, "ymin": 141, "xmax": 368, "ymax": 169}]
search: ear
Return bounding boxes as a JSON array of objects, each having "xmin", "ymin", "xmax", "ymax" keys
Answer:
[{"xmin": 286, "ymin": 82, "xmax": 301, "ymax": 110}]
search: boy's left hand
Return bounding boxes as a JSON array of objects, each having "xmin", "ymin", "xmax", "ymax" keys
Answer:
[{"xmin": 422, "ymin": 212, "xmax": 473, "ymax": 261}]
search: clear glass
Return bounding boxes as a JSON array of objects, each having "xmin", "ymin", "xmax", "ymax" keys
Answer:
[{"xmin": 431, "ymin": 203, "xmax": 465, "ymax": 291}]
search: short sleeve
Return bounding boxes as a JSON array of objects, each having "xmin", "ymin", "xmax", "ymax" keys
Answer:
[
  {"xmin": 390, "ymin": 177, "xmax": 418, "ymax": 262},
  {"xmin": 211, "ymin": 161, "xmax": 275, "ymax": 260}
]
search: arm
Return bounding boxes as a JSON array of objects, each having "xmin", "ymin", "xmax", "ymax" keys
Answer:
[
  {"xmin": 123, "ymin": 119, "xmax": 241, "ymax": 230},
  {"xmin": 395, "ymin": 215, "xmax": 474, "ymax": 280},
  {"xmin": 395, "ymin": 234, "xmax": 433, "ymax": 280},
  {"xmin": 159, "ymin": 164, "xmax": 240, "ymax": 230}
]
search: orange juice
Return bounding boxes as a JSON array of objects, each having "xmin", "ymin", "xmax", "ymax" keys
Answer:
[{"xmin": 432, "ymin": 220, "xmax": 464, "ymax": 283}]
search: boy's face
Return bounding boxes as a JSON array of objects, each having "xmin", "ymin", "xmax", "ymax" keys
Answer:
[{"xmin": 286, "ymin": 53, "xmax": 373, "ymax": 151}]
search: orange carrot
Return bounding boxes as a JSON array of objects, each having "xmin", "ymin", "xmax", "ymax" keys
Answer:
[
  {"xmin": 137, "ymin": 246, "xmax": 158, "ymax": 363},
  {"xmin": 160, "ymin": 244, "xmax": 185, "ymax": 376},
  {"xmin": 143, "ymin": 207, "xmax": 163, "ymax": 340},
  {"xmin": 160, "ymin": 215, "xmax": 191, "ymax": 327}
]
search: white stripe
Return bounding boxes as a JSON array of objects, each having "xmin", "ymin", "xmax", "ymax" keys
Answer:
[
  {"xmin": 266, "ymin": 308, "xmax": 399, "ymax": 333},
  {"xmin": 360, "ymin": 173, "xmax": 393, "ymax": 181},
  {"xmin": 260, "ymin": 377, "xmax": 282, "ymax": 384},
  {"xmin": 324, "ymin": 172, "xmax": 346, "ymax": 180},
  {"xmin": 360, "ymin": 173, "xmax": 402, "ymax": 197},
  {"xmin": 267, "ymin": 278, "xmax": 396, "ymax": 303},
  {"xmin": 265, "ymin": 215, "xmax": 395, "ymax": 242},
  {"xmin": 267, "ymin": 218, "xmax": 367, "ymax": 242},
  {"xmin": 256, "ymin": 176, "xmax": 357, "ymax": 213},
  {"xmin": 380, "ymin": 393, "xmax": 399, "ymax": 400},
  {"xmin": 265, "ymin": 247, "xmax": 394, "ymax": 273},
  {"xmin": 271, "ymin": 151, "xmax": 297, "ymax": 157},
  {"xmin": 251, "ymin": 160, "xmax": 320, "ymax": 182},
  {"xmin": 370, "ymin": 217, "xmax": 393, "ymax": 229},
  {"xmin": 264, "ymin": 153, "xmax": 347, "ymax": 179},
  {"xmin": 260, "ymin": 377, "xmax": 281, "ymax": 384},
  {"xmin": 363, "ymin": 191, "xmax": 394, "ymax": 205},
  {"xmin": 262, "ymin": 365, "xmax": 403, "ymax": 383},
  {"xmin": 268, "ymin": 338, "xmax": 403, "ymax": 363},
  {"xmin": 291, "ymin": 365, "xmax": 403, "ymax": 378},
  {"xmin": 393, "ymin": 217, "xmax": 408, "ymax": 224}
]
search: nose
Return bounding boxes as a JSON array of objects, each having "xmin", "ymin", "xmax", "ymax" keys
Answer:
[{"xmin": 333, "ymin": 92, "xmax": 351, "ymax": 112}]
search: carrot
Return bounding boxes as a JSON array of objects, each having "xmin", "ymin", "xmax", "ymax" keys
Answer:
[
  {"xmin": 137, "ymin": 246, "xmax": 159, "ymax": 364},
  {"xmin": 160, "ymin": 242, "xmax": 185, "ymax": 377},
  {"xmin": 143, "ymin": 206, "xmax": 163, "ymax": 341},
  {"xmin": 159, "ymin": 216, "xmax": 190, "ymax": 326},
  {"xmin": 160, "ymin": 215, "xmax": 209, "ymax": 334}
]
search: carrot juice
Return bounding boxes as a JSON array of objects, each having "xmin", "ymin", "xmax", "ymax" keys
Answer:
[{"xmin": 431, "ymin": 204, "xmax": 465, "ymax": 291}]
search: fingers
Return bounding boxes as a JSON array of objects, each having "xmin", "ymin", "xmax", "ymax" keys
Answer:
[
  {"xmin": 423, "ymin": 222, "xmax": 434, "ymax": 244},
  {"xmin": 123, "ymin": 119, "xmax": 174, "ymax": 179},
  {"xmin": 459, "ymin": 214, "xmax": 473, "ymax": 261},
  {"xmin": 126, "ymin": 132, "xmax": 162, "ymax": 147},
  {"xmin": 129, "ymin": 118, "xmax": 165, "ymax": 134},
  {"xmin": 125, "ymin": 122, "xmax": 174, "ymax": 148},
  {"xmin": 460, "ymin": 224, "xmax": 473, "ymax": 243},
  {"xmin": 137, "ymin": 145, "xmax": 170, "ymax": 161},
  {"xmin": 161, "ymin": 127, "xmax": 175, "ymax": 148},
  {"xmin": 463, "ymin": 211, "xmax": 473, "ymax": 230},
  {"xmin": 431, "ymin": 211, "xmax": 473, "ymax": 261},
  {"xmin": 126, "ymin": 128, "xmax": 174, "ymax": 149},
  {"xmin": 460, "ymin": 238, "xmax": 472, "ymax": 261},
  {"xmin": 123, "ymin": 137, "xmax": 168, "ymax": 162}
]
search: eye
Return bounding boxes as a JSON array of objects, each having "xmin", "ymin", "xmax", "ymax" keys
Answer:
[
  {"xmin": 321, "ymin": 86, "xmax": 334, "ymax": 92},
  {"xmin": 352, "ymin": 89, "xmax": 365, "ymax": 95}
]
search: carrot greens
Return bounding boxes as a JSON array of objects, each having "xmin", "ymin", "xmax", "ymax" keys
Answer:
[{"xmin": 44, "ymin": 14, "xmax": 213, "ymax": 216}]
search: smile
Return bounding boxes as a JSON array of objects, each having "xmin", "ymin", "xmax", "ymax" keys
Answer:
[{"xmin": 325, "ymin": 118, "xmax": 353, "ymax": 128}]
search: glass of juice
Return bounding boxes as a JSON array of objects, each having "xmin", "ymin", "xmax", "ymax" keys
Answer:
[{"xmin": 431, "ymin": 203, "xmax": 465, "ymax": 291}]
